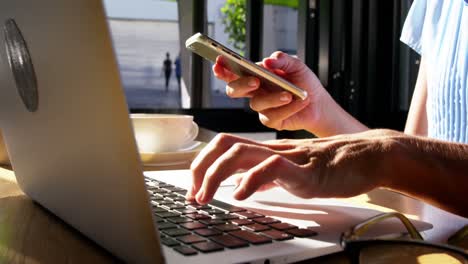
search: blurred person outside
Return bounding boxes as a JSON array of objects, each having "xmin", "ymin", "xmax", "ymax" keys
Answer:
[{"xmin": 162, "ymin": 52, "xmax": 172, "ymax": 92}]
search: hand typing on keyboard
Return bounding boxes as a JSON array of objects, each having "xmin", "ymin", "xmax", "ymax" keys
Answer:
[
  {"xmin": 146, "ymin": 178, "xmax": 317, "ymax": 256},
  {"xmin": 187, "ymin": 129, "xmax": 468, "ymax": 219},
  {"xmin": 187, "ymin": 131, "xmax": 394, "ymax": 204}
]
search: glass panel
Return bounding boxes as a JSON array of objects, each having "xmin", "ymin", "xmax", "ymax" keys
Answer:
[
  {"xmin": 103, "ymin": 0, "xmax": 181, "ymax": 110},
  {"xmin": 262, "ymin": 2, "xmax": 299, "ymax": 57},
  {"xmin": 206, "ymin": 0, "xmax": 247, "ymax": 108}
]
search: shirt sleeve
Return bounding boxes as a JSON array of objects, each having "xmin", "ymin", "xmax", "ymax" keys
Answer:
[{"xmin": 400, "ymin": 0, "xmax": 428, "ymax": 55}]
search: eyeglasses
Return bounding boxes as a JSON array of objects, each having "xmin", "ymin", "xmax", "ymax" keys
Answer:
[{"xmin": 341, "ymin": 212, "xmax": 468, "ymax": 264}]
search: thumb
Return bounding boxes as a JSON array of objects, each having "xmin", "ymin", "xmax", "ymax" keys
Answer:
[{"xmin": 263, "ymin": 51, "xmax": 304, "ymax": 74}]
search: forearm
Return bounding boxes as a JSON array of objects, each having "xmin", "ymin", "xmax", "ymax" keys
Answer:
[{"xmin": 384, "ymin": 135, "xmax": 468, "ymax": 217}]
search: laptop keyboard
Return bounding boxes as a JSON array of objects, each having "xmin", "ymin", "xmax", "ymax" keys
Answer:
[{"xmin": 145, "ymin": 177, "xmax": 318, "ymax": 256}]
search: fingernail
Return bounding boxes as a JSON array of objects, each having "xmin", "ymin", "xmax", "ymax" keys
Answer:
[
  {"xmin": 280, "ymin": 93, "xmax": 291, "ymax": 102},
  {"xmin": 248, "ymin": 78, "xmax": 257, "ymax": 87}
]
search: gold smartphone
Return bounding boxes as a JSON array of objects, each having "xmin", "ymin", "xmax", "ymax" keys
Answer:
[{"xmin": 185, "ymin": 33, "xmax": 308, "ymax": 100}]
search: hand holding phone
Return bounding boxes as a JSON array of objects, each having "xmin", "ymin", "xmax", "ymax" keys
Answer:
[{"xmin": 185, "ymin": 33, "xmax": 308, "ymax": 100}]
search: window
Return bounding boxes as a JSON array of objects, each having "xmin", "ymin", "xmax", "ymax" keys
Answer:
[
  {"xmin": 103, "ymin": 0, "xmax": 181, "ymax": 110},
  {"xmin": 262, "ymin": 2, "xmax": 298, "ymax": 57},
  {"xmin": 206, "ymin": 0, "xmax": 247, "ymax": 108}
]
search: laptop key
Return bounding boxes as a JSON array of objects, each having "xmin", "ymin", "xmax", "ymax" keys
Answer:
[
  {"xmin": 191, "ymin": 241, "xmax": 224, "ymax": 253},
  {"xmin": 210, "ymin": 234, "xmax": 249, "ymax": 248},
  {"xmin": 162, "ymin": 228, "xmax": 191, "ymax": 237},
  {"xmin": 173, "ymin": 208, "xmax": 198, "ymax": 215},
  {"xmin": 185, "ymin": 213, "xmax": 211, "ymax": 220},
  {"xmin": 152, "ymin": 206, "xmax": 168, "ymax": 213},
  {"xmin": 261, "ymin": 230, "xmax": 294, "ymax": 241},
  {"xmin": 230, "ymin": 218, "xmax": 253, "ymax": 226},
  {"xmin": 164, "ymin": 186, "xmax": 184, "ymax": 192},
  {"xmin": 199, "ymin": 208, "xmax": 226, "ymax": 215},
  {"xmin": 154, "ymin": 216, "xmax": 165, "ymax": 223},
  {"xmin": 209, "ymin": 199, "xmax": 246, "ymax": 213},
  {"xmin": 154, "ymin": 193, "xmax": 165, "ymax": 199},
  {"xmin": 176, "ymin": 234, "xmax": 207, "ymax": 244},
  {"xmin": 213, "ymin": 223, "xmax": 241, "ymax": 232},
  {"xmin": 171, "ymin": 196, "xmax": 186, "ymax": 202},
  {"xmin": 235, "ymin": 211, "xmax": 264, "ymax": 219},
  {"xmin": 286, "ymin": 228, "xmax": 318, "ymax": 238},
  {"xmin": 212, "ymin": 214, "xmax": 240, "ymax": 221},
  {"xmin": 242, "ymin": 223, "xmax": 270, "ymax": 232},
  {"xmin": 153, "ymin": 189, "xmax": 170, "ymax": 194},
  {"xmin": 173, "ymin": 245, "xmax": 198, "ymax": 256},
  {"xmin": 253, "ymin": 217, "xmax": 280, "ymax": 225},
  {"xmin": 166, "ymin": 216, "xmax": 193, "ymax": 224},
  {"xmin": 155, "ymin": 212, "xmax": 181, "ymax": 218},
  {"xmin": 156, "ymin": 200, "xmax": 174, "ymax": 205},
  {"xmin": 174, "ymin": 191, "xmax": 187, "ymax": 196},
  {"xmin": 179, "ymin": 221, "xmax": 207, "ymax": 230},
  {"xmin": 188, "ymin": 204, "xmax": 211, "ymax": 210},
  {"xmin": 160, "ymin": 237, "xmax": 180, "ymax": 247},
  {"xmin": 269, "ymin": 222, "xmax": 298, "ymax": 231},
  {"xmin": 194, "ymin": 228, "xmax": 223, "ymax": 237},
  {"xmin": 157, "ymin": 222, "xmax": 178, "ymax": 230},
  {"xmin": 162, "ymin": 203, "xmax": 186, "ymax": 210},
  {"xmin": 199, "ymin": 219, "xmax": 226, "ymax": 226},
  {"xmin": 163, "ymin": 193, "xmax": 180, "ymax": 199},
  {"xmin": 229, "ymin": 230, "xmax": 272, "ymax": 245},
  {"xmin": 157, "ymin": 183, "xmax": 173, "ymax": 188}
]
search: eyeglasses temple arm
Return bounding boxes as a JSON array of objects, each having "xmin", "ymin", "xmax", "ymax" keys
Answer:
[{"xmin": 344, "ymin": 212, "xmax": 423, "ymax": 241}]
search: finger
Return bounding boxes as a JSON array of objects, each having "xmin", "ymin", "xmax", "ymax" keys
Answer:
[
  {"xmin": 226, "ymin": 77, "xmax": 260, "ymax": 98},
  {"xmin": 213, "ymin": 63, "xmax": 238, "ymax": 83},
  {"xmin": 254, "ymin": 181, "xmax": 278, "ymax": 192},
  {"xmin": 215, "ymin": 56, "xmax": 238, "ymax": 82},
  {"xmin": 249, "ymin": 91, "xmax": 293, "ymax": 112},
  {"xmin": 258, "ymin": 97, "xmax": 310, "ymax": 129},
  {"xmin": 195, "ymin": 143, "xmax": 275, "ymax": 204},
  {"xmin": 263, "ymin": 51, "xmax": 304, "ymax": 75},
  {"xmin": 234, "ymin": 154, "xmax": 301, "ymax": 200},
  {"xmin": 233, "ymin": 173, "xmax": 278, "ymax": 192},
  {"xmin": 188, "ymin": 134, "xmax": 264, "ymax": 199}
]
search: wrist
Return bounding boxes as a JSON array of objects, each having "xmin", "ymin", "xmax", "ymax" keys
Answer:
[
  {"xmin": 378, "ymin": 133, "xmax": 431, "ymax": 194},
  {"xmin": 305, "ymin": 93, "xmax": 368, "ymax": 137}
]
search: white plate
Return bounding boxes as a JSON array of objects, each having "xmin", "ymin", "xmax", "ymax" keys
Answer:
[{"xmin": 139, "ymin": 141, "xmax": 206, "ymax": 167}]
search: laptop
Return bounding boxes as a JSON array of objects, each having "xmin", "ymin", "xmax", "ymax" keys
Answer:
[{"xmin": 0, "ymin": 1, "xmax": 431, "ymax": 263}]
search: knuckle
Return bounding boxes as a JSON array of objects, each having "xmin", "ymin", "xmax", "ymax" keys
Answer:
[
  {"xmin": 269, "ymin": 154, "xmax": 285, "ymax": 167},
  {"xmin": 271, "ymin": 154, "xmax": 284, "ymax": 162},
  {"xmin": 249, "ymin": 99, "xmax": 260, "ymax": 112},
  {"xmin": 230, "ymin": 142, "xmax": 248, "ymax": 156},
  {"xmin": 225, "ymin": 86, "xmax": 235, "ymax": 97},
  {"xmin": 189, "ymin": 160, "xmax": 199, "ymax": 172},
  {"xmin": 271, "ymin": 51, "xmax": 285, "ymax": 58},
  {"xmin": 259, "ymin": 114, "xmax": 275, "ymax": 128},
  {"xmin": 213, "ymin": 133, "xmax": 232, "ymax": 145}
]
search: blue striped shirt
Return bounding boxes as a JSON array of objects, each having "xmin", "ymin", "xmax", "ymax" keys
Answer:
[{"xmin": 400, "ymin": 0, "xmax": 468, "ymax": 143}]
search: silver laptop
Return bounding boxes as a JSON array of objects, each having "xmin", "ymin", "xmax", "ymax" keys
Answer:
[{"xmin": 0, "ymin": 1, "xmax": 431, "ymax": 263}]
